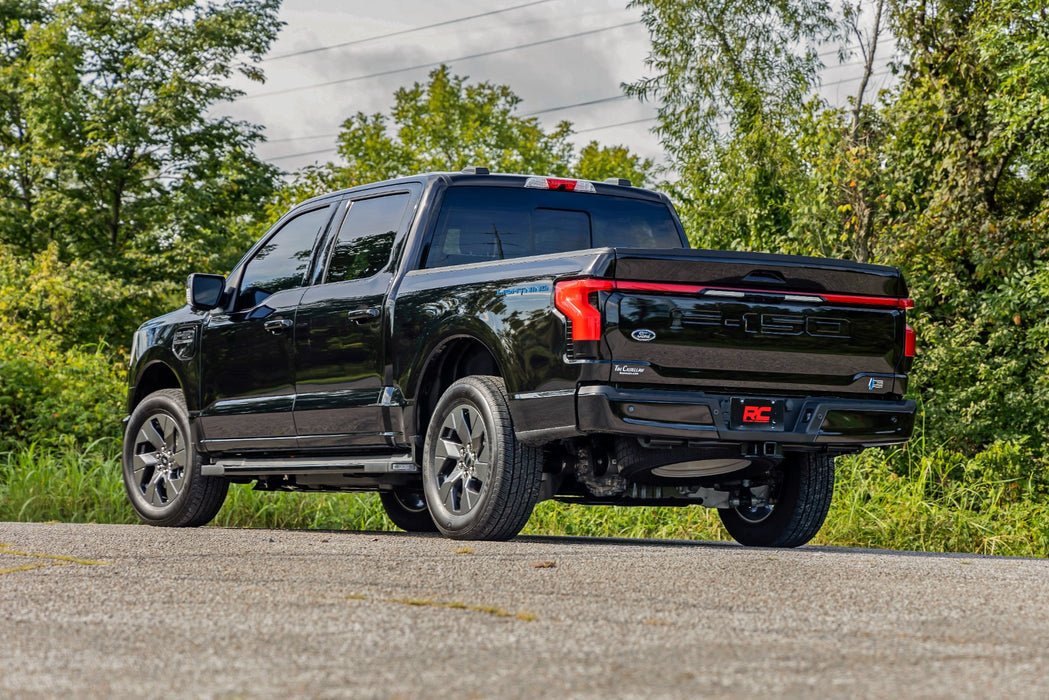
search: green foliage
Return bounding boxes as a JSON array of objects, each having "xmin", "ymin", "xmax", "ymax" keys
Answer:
[
  {"xmin": 626, "ymin": 0, "xmax": 838, "ymax": 246},
  {"xmin": 0, "ymin": 329, "xmax": 125, "ymax": 451},
  {"xmin": 335, "ymin": 65, "xmax": 576, "ymax": 186},
  {"xmin": 0, "ymin": 243, "xmax": 175, "ymax": 348},
  {"xmin": 571, "ymin": 141, "xmax": 654, "ymax": 188},
  {"xmin": 0, "ymin": 0, "xmax": 282, "ymax": 284},
  {"xmin": 0, "ymin": 443, "xmax": 134, "ymax": 523}
]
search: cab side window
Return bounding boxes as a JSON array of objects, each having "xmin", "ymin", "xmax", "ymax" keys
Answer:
[
  {"xmin": 236, "ymin": 205, "xmax": 332, "ymax": 310},
  {"xmin": 325, "ymin": 193, "xmax": 410, "ymax": 283}
]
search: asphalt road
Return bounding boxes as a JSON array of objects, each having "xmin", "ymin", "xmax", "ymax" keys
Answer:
[{"xmin": 1, "ymin": 522, "xmax": 1048, "ymax": 699}]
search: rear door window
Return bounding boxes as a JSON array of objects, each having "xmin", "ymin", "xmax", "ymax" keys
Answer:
[{"xmin": 422, "ymin": 186, "xmax": 682, "ymax": 269}]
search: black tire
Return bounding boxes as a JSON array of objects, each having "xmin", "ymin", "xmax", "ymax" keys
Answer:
[
  {"xmin": 422, "ymin": 376, "xmax": 542, "ymax": 541},
  {"xmin": 718, "ymin": 453, "xmax": 835, "ymax": 548},
  {"xmin": 379, "ymin": 488, "xmax": 438, "ymax": 532},
  {"xmin": 122, "ymin": 389, "xmax": 228, "ymax": 527}
]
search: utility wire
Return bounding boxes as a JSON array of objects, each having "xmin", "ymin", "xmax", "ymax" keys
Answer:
[
  {"xmin": 262, "ymin": 93, "xmax": 631, "ymax": 145},
  {"xmin": 575, "ymin": 117, "xmax": 657, "ymax": 134},
  {"xmin": 240, "ymin": 21, "xmax": 639, "ymax": 100},
  {"xmin": 521, "ymin": 94, "xmax": 628, "ymax": 117},
  {"xmin": 260, "ymin": 68, "xmax": 891, "ymax": 155},
  {"xmin": 265, "ymin": 0, "xmax": 558, "ymax": 61},
  {"xmin": 268, "ymin": 147, "xmax": 337, "ymax": 162},
  {"xmin": 263, "ymin": 113, "xmax": 661, "ymax": 162}
]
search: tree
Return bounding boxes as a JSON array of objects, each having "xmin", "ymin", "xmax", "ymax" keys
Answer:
[
  {"xmin": 625, "ymin": 0, "xmax": 838, "ymax": 249},
  {"xmin": 333, "ymin": 65, "xmax": 576, "ymax": 187},
  {"xmin": 574, "ymin": 141, "xmax": 654, "ymax": 187},
  {"xmin": 0, "ymin": 0, "xmax": 282, "ymax": 280},
  {"xmin": 273, "ymin": 65, "xmax": 656, "ymax": 216}
]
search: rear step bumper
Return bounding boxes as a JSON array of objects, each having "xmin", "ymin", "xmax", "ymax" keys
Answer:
[{"xmin": 577, "ymin": 385, "xmax": 915, "ymax": 449}]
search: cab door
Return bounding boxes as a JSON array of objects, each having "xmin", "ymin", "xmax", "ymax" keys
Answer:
[
  {"xmin": 197, "ymin": 203, "xmax": 336, "ymax": 452},
  {"xmin": 294, "ymin": 189, "xmax": 417, "ymax": 449}
]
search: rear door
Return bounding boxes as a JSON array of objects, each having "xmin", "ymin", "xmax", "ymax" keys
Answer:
[{"xmin": 293, "ymin": 187, "xmax": 419, "ymax": 449}]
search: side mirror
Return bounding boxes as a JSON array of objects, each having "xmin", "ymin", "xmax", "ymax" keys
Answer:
[{"xmin": 186, "ymin": 273, "xmax": 226, "ymax": 310}]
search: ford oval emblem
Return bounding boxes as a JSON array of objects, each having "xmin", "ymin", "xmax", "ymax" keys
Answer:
[{"xmin": 631, "ymin": 329, "xmax": 657, "ymax": 342}]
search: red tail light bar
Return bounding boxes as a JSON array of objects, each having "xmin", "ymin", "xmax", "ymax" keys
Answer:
[
  {"xmin": 554, "ymin": 278, "xmax": 915, "ymax": 342},
  {"xmin": 602, "ymin": 280, "xmax": 914, "ymax": 310}
]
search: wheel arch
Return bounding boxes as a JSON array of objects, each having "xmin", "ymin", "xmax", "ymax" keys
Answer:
[
  {"xmin": 411, "ymin": 335, "xmax": 503, "ymax": 447},
  {"xmin": 130, "ymin": 361, "xmax": 183, "ymax": 413}
]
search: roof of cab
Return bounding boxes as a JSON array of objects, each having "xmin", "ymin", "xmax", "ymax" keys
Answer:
[{"xmin": 289, "ymin": 169, "xmax": 669, "ymax": 212}]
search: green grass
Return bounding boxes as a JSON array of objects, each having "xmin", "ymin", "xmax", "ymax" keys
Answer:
[{"xmin": 2, "ymin": 441, "xmax": 1046, "ymax": 557}]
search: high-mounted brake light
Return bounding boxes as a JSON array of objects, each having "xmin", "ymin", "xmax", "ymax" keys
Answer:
[
  {"xmin": 524, "ymin": 176, "xmax": 597, "ymax": 193},
  {"xmin": 905, "ymin": 325, "xmax": 916, "ymax": 358},
  {"xmin": 555, "ymin": 279, "xmax": 614, "ymax": 341}
]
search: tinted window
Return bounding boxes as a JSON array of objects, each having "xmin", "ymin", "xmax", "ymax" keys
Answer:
[
  {"xmin": 422, "ymin": 187, "xmax": 682, "ymax": 269},
  {"xmin": 236, "ymin": 205, "xmax": 331, "ymax": 310},
  {"xmin": 326, "ymin": 193, "xmax": 409, "ymax": 283}
]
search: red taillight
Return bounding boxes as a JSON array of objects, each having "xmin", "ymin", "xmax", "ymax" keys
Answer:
[
  {"xmin": 555, "ymin": 279, "xmax": 614, "ymax": 341},
  {"xmin": 905, "ymin": 325, "xmax": 916, "ymax": 357},
  {"xmin": 815, "ymin": 293, "xmax": 914, "ymax": 309}
]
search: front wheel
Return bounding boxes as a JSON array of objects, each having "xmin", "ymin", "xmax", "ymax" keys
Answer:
[
  {"xmin": 422, "ymin": 376, "xmax": 542, "ymax": 541},
  {"xmin": 122, "ymin": 389, "xmax": 228, "ymax": 527},
  {"xmin": 718, "ymin": 453, "xmax": 835, "ymax": 548}
]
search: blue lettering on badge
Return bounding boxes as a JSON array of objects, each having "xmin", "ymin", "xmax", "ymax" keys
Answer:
[{"xmin": 497, "ymin": 284, "xmax": 552, "ymax": 297}]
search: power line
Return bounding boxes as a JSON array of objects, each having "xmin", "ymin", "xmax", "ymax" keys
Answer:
[
  {"xmin": 265, "ymin": 132, "xmax": 339, "ymax": 145},
  {"xmin": 259, "ymin": 67, "xmax": 891, "ymax": 154},
  {"xmin": 575, "ymin": 117, "xmax": 657, "ymax": 134},
  {"xmin": 263, "ymin": 114, "xmax": 661, "ymax": 163},
  {"xmin": 265, "ymin": 0, "xmax": 557, "ymax": 62},
  {"xmin": 261, "ymin": 94, "xmax": 632, "ymax": 145},
  {"xmin": 821, "ymin": 67, "xmax": 892, "ymax": 88},
  {"xmin": 521, "ymin": 94, "xmax": 628, "ymax": 117},
  {"xmin": 268, "ymin": 148, "xmax": 337, "ymax": 162},
  {"xmin": 240, "ymin": 21, "xmax": 640, "ymax": 101}
]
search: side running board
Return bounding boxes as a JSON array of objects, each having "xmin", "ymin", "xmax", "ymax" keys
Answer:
[{"xmin": 201, "ymin": 454, "xmax": 418, "ymax": 478}]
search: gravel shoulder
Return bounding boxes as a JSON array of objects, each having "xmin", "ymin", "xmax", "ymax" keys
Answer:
[{"xmin": 2, "ymin": 521, "xmax": 1047, "ymax": 699}]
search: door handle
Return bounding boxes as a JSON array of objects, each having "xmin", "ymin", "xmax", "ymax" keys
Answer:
[
  {"xmin": 347, "ymin": 307, "xmax": 381, "ymax": 323},
  {"xmin": 263, "ymin": 318, "xmax": 293, "ymax": 334}
]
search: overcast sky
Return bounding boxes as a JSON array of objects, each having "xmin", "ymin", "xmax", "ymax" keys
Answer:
[{"xmin": 221, "ymin": 0, "xmax": 896, "ymax": 175}]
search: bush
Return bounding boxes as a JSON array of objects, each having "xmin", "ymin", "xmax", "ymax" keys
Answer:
[
  {"xmin": 0, "ymin": 243, "xmax": 177, "ymax": 350},
  {"xmin": 0, "ymin": 328, "xmax": 125, "ymax": 452}
]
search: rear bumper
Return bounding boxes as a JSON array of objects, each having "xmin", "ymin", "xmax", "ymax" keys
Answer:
[{"xmin": 576, "ymin": 385, "xmax": 915, "ymax": 450}]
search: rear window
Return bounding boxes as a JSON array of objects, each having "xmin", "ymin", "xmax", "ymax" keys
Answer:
[{"xmin": 421, "ymin": 186, "xmax": 683, "ymax": 269}]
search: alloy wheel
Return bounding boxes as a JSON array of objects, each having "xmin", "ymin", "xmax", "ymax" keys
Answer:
[{"xmin": 433, "ymin": 403, "xmax": 491, "ymax": 515}]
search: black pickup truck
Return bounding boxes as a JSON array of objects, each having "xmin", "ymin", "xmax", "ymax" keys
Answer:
[{"xmin": 122, "ymin": 168, "xmax": 915, "ymax": 547}]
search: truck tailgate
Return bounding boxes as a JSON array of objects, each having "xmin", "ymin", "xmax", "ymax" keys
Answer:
[{"xmin": 603, "ymin": 249, "xmax": 911, "ymax": 397}]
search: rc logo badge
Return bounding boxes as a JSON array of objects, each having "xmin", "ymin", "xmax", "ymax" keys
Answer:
[{"xmin": 631, "ymin": 329, "xmax": 657, "ymax": 342}]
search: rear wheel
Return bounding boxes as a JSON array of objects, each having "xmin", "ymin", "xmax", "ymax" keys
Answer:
[
  {"xmin": 718, "ymin": 453, "xmax": 835, "ymax": 548},
  {"xmin": 379, "ymin": 488, "xmax": 437, "ymax": 532},
  {"xmin": 122, "ymin": 389, "xmax": 228, "ymax": 527},
  {"xmin": 422, "ymin": 376, "xmax": 542, "ymax": 541}
]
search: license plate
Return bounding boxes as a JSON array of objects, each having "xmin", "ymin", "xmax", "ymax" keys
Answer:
[{"xmin": 730, "ymin": 398, "xmax": 784, "ymax": 430}]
